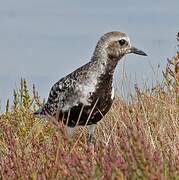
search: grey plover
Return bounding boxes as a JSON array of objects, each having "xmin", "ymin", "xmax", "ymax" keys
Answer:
[{"xmin": 34, "ymin": 31, "xmax": 147, "ymax": 143}]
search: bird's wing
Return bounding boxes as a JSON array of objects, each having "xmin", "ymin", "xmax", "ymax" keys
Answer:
[
  {"xmin": 34, "ymin": 61, "xmax": 94, "ymax": 117},
  {"xmin": 44, "ymin": 76, "xmax": 78, "ymax": 115}
]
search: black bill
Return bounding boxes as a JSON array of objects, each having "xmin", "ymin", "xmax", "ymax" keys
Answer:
[{"xmin": 131, "ymin": 47, "xmax": 147, "ymax": 56}]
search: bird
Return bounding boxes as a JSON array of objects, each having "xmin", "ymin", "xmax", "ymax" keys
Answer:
[{"xmin": 34, "ymin": 31, "xmax": 147, "ymax": 143}]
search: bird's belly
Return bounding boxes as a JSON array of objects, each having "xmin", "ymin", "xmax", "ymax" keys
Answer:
[{"xmin": 58, "ymin": 96, "xmax": 113, "ymax": 127}]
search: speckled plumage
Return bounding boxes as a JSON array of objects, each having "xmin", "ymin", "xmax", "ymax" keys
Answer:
[{"xmin": 34, "ymin": 31, "xmax": 147, "ymax": 142}]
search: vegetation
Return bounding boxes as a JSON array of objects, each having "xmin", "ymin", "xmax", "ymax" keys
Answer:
[{"xmin": 0, "ymin": 33, "xmax": 179, "ymax": 179}]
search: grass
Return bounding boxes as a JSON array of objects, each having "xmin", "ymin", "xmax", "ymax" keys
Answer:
[{"xmin": 0, "ymin": 34, "xmax": 179, "ymax": 179}]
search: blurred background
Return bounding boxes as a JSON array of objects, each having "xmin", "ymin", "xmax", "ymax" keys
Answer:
[{"xmin": 0, "ymin": 0, "xmax": 179, "ymax": 109}]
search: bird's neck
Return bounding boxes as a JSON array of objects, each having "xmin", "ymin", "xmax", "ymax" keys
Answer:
[{"xmin": 91, "ymin": 46, "xmax": 120, "ymax": 75}]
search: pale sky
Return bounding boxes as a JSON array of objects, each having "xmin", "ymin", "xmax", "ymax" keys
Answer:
[{"xmin": 0, "ymin": 0, "xmax": 179, "ymax": 110}]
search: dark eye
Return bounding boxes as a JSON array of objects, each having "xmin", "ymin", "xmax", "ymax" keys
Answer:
[{"xmin": 118, "ymin": 39, "xmax": 127, "ymax": 46}]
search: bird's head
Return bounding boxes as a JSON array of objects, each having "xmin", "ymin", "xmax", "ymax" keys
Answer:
[{"xmin": 95, "ymin": 31, "xmax": 147, "ymax": 61}]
